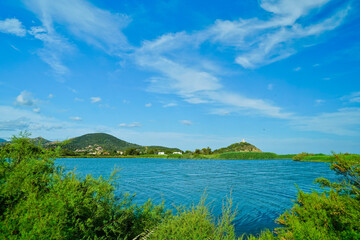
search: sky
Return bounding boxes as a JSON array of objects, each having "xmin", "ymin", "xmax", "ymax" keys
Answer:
[{"xmin": 0, "ymin": 0, "xmax": 360, "ymax": 154}]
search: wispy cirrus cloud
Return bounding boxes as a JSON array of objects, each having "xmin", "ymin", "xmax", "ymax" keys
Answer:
[
  {"xmin": 132, "ymin": 0, "xmax": 349, "ymax": 119},
  {"xmin": 204, "ymin": 0, "xmax": 350, "ymax": 69},
  {"xmin": 0, "ymin": 18, "xmax": 26, "ymax": 36},
  {"xmin": 290, "ymin": 108, "xmax": 360, "ymax": 136},
  {"xmin": 118, "ymin": 122, "xmax": 142, "ymax": 128},
  {"xmin": 23, "ymin": 0, "xmax": 131, "ymax": 53},
  {"xmin": 163, "ymin": 102, "xmax": 178, "ymax": 108},
  {"xmin": 70, "ymin": 116, "xmax": 82, "ymax": 121},
  {"xmin": 18, "ymin": 0, "xmax": 131, "ymax": 75},
  {"xmin": 180, "ymin": 120, "xmax": 193, "ymax": 126},
  {"xmin": 90, "ymin": 97, "xmax": 101, "ymax": 103},
  {"xmin": 28, "ymin": 26, "xmax": 73, "ymax": 75},
  {"xmin": 341, "ymin": 91, "xmax": 360, "ymax": 103}
]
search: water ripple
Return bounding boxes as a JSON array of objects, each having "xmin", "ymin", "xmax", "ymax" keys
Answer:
[{"xmin": 56, "ymin": 158, "xmax": 336, "ymax": 236}]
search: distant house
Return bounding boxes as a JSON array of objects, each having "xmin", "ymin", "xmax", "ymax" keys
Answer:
[
  {"xmin": 116, "ymin": 151, "xmax": 124, "ymax": 155},
  {"xmin": 173, "ymin": 152, "xmax": 182, "ymax": 155},
  {"xmin": 158, "ymin": 152, "xmax": 165, "ymax": 155}
]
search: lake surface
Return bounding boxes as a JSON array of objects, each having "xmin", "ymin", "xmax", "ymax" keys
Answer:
[{"xmin": 56, "ymin": 158, "xmax": 336, "ymax": 236}]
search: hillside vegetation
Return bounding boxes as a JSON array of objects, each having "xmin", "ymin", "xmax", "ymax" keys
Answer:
[
  {"xmin": 32, "ymin": 133, "xmax": 181, "ymax": 156},
  {"xmin": 213, "ymin": 142, "xmax": 261, "ymax": 154},
  {"xmin": 63, "ymin": 133, "xmax": 141, "ymax": 151},
  {"xmin": 292, "ymin": 152, "xmax": 359, "ymax": 162},
  {"xmin": 2, "ymin": 133, "xmax": 293, "ymax": 159}
]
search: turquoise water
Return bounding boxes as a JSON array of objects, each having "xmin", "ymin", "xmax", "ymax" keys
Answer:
[{"xmin": 56, "ymin": 158, "xmax": 336, "ymax": 236}]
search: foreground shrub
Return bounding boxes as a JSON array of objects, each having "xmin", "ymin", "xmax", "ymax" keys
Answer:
[
  {"xmin": 0, "ymin": 134, "xmax": 170, "ymax": 239},
  {"xmin": 275, "ymin": 154, "xmax": 360, "ymax": 240},
  {"xmin": 146, "ymin": 196, "xmax": 237, "ymax": 240}
]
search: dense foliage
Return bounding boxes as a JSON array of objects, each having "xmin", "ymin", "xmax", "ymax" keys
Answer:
[
  {"xmin": 0, "ymin": 134, "xmax": 170, "ymax": 239},
  {"xmin": 213, "ymin": 142, "xmax": 261, "ymax": 154},
  {"xmin": 218, "ymin": 152, "xmax": 278, "ymax": 160},
  {"xmin": 62, "ymin": 133, "xmax": 141, "ymax": 152},
  {"xmin": 1, "ymin": 135, "xmax": 359, "ymax": 239},
  {"xmin": 274, "ymin": 153, "xmax": 360, "ymax": 239}
]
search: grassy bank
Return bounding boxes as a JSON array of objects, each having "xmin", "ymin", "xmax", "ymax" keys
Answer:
[
  {"xmin": 60, "ymin": 152, "xmax": 296, "ymax": 160},
  {"xmin": 293, "ymin": 153, "xmax": 360, "ymax": 162}
]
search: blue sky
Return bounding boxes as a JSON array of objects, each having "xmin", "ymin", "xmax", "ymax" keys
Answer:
[{"xmin": 0, "ymin": 0, "xmax": 359, "ymax": 154}]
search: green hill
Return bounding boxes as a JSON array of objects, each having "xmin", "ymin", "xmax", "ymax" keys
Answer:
[
  {"xmin": 62, "ymin": 133, "xmax": 141, "ymax": 152},
  {"xmin": 213, "ymin": 141, "xmax": 261, "ymax": 154},
  {"xmin": 30, "ymin": 137, "xmax": 50, "ymax": 146}
]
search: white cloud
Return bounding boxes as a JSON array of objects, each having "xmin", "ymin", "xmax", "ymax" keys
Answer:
[
  {"xmin": 118, "ymin": 122, "xmax": 142, "ymax": 128},
  {"xmin": 23, "ymin": 0, "xmax": 131, "ymax": 75},
  {"xmin": 23, "ymin": 0, "xmax": 131, "ymax": 53},
  {"xmin": 0, "ymin": 18, "xmax": 26, "ymax": 36},
  {"xmin": 33, "ymin": 108, "xmax": 41, "ymax": 113},
  {"xmin": 145, "ymin": 103, "xmax": 152, "ymax": 107},
  {"xmin": 294, "ymin": 67, "xmax": 301, "ymax": 71},
  {"xmin": 74, "ymin": 97, "xmax": 84, "ymax": 102},
  {"xmin": 291, "ymin": 108, "xmax": 360, "ymax": 135},
  {"xmin": 180, "ymin": 120, "xmax": 193, "ymax": 126},
  {"xmin": 208, "ymin": 91, "xmax": 293, "ymax": 119},
  {"xmin": 0, "ymin": 105, "xmax": 69, "ymax": 135},
  {"xmin": 315, "ymin": 99, "xmax": 325, "ymax": 105},
  {"xmin": 204, "ymin": 0, "xmax": 350, "ymax": 69},
  {"xmin": 70, "ymin": 116, "xmax": 82, "ymax": 121},
  {"xmin": 131, "ymin": 0, "xmax": 349, "ymax": 120},
  {"xmin": 90, "ymin": 97, "xmax": 101, "ymax": 103},
  {"xmin": 0, "ymin": 118, "xmax": 29, "ymax": 131},
  {"xmin": 14, "ymin": 91, "xmax": 36, "ymax": 107},
  {"xmin": 10, "ymin": 44, "xmax": 21, "ymax": 52},
  {"xmin": 341, "ymin": 92, "xmax": 360, "ymax": 103},
  {"xmin": 163, "ymin": 103, "xmax": 177, "ymax": 108},
  {"xmin": 48, "ymin": 93, "xmax": 54, "ymax": 99},
  {"xmin": 28, "ymin": 26, "xmax": 73, "ymax": 75}
]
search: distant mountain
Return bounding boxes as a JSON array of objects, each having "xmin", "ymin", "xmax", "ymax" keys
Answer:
[
  {"xmin": 0, "ymin": 138, "xmax": 7, "ymax": 146},
  {"xmin": 0, "ymin": 133, "xmax": 181, "ymax": 154},
  {"xmin": 213, "ymin": 142, "xmax": 261, "ymax": 154},
  {"xmin": 30, "ymin": 137, "xmax": 50, "ymax": 146},
  {"xmin": 62, "ymin": 133, "xmax": 141, "ymax": 152},
  {"xmin": 146, "ymin": 146, "xmax": 182, "ymax": 153}
]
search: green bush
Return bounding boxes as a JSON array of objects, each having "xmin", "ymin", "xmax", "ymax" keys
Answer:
[
  {"xmin": 0, "ymin": 134, "xmax": 170, "ymax": 239},
  {"xmin": 146, "ymin": 196, "xmax": 237, "ymax": 240},
  {"xmin": 218, "ymin": 152, "xmax": 278, "ymax": 160},
  {"xmin": 275, "ymin": 154, "xmax": 360, "ymax": 239}
]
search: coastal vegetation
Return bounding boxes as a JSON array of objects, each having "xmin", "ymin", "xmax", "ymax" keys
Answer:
[
  {"xmin": 292, "ymin": 152, "xmax": 358, "ymax": 162},
  {"xmin": 1, "ymin": 134, "xmax": 359, "ymax": 239},
  {"xmin": 1, "ymin": 132, "xmax": 296, "ymax": 160}
]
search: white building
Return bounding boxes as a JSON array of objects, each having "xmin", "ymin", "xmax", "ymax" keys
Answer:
[{"xmin": 158, "ymin": 152, "xmax": 165, "ymax": 155}]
